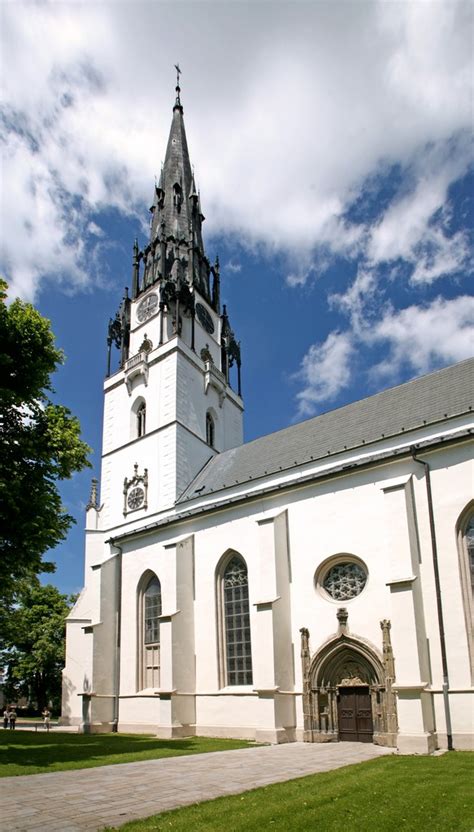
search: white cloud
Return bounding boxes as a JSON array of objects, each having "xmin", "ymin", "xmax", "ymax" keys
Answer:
[
  {"xmin": 329, "ymin": 267, "xmax": 378, "ymax": 335},
  {"xmin": 369, "ymin": 295, "xmax": 474, "ymax": 378},
  {"xmin": 224, "ymin": 260, "xmax": 242, "ymax": 274},
  {"xmin": 87, "ymin": 222, "xmax": 104, "ymax": 238},
  {"xmin": 295, "ymin": 294, "xmax": 474, "ymax": 416},
  {"xmin": 0, "ymin": 1, "xmax": 472, "ymax": 300},
  {"xmin": 294, "ymin": 331, "xmax": 355, "ymax": 417},
  {"xmin": 366, "ymin": 138, "xmax": 472, "ymax": 282}
]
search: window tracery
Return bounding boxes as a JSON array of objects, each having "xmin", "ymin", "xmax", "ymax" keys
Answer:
[
  {"xmin": 138, "ymin": 575, "xmax": 161, "ymax": 689},
  {"xmin": 218, "ymin": 555, "xmax": 253, "ymax": 686},
  {"xmin": 323, "ymin": 562, "xmax": 367, "ymax": 600},
  {"xmin": 315, "ymin": 556, "xmax": 368, "ymax": 602}
]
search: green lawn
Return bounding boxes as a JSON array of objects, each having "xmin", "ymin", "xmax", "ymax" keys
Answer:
[
  {"xmin": 0, "ymin": 731, "xmax": 254, "ymax": 776},
  {"xmin": 103, "ymin": 752, "xmax": 473, "ymax": 832}
]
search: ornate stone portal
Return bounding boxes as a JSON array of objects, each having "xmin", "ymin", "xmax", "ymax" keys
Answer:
[{"xmin": 300, "ymin": 610, "xmax": 397, "ymax": 747}]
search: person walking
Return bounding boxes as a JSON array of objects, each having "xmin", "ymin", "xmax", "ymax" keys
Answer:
[
  {"xmin": 42, "ymin": 708, "xmax": 51, "ymax": 730},
  {"xmin": 9, "ymin": 708, "xmax": 16, "ymax": 729},
  {"xmin": 3, "ymin": 708, "xmax": 9, "ymax": 729}
]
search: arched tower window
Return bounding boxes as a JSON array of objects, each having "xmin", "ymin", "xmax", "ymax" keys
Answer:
[
  {"xmin": 457, "ymin": 503, "xmax": 474, "ymax": 683},
  {"xmin": 137, "ymin": 401, "xmax": 146, "ymax": 438},
  {"xmin": 138, "ymin": 574, "xmax": 161, "ymax": 689},
  {"xmin": 217, "ymin": 554, "xmax": 253, "ymax": 686},
  {"xmin": 131, "ymin": 397, "xmax": 146, "ymax": 440},
  {"xmin": 206, "ymin": 412, "xmax": 215, "ymax": 448}
]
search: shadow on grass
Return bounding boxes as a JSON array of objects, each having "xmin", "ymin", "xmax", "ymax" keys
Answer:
[{"xmin": 0, "ymin": 732, "xmax": 252, "ymax": 775}]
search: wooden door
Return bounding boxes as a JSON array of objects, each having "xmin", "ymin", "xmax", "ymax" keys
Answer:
[{"xmin": 337, "ymin": 687, "xmax": 373, "ymax": 742}]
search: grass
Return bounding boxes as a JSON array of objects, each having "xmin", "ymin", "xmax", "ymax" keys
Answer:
[
  {"xmin": 0, "ymin": 731, "xmax": 255, "ymax": 777},
  {"xmin": 103, "ymin": 752, "xmax": 474, "ymax": 832}
]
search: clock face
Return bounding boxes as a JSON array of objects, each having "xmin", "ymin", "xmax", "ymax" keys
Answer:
[
  {"xmin": 195, "ymin": 302, "xmax": 215, "ymax": 334},
  {"xmin": 127, "ymin": 486, "xmax": 145, "ymax": 511},
  {"xmin": 137, "ymin": 293, "xmax": 158, "ymax": 323}
]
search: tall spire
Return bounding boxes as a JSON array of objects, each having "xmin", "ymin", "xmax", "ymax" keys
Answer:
[
  {"xmin": 140, "ymin": 66, "xmax": 211, "ymax": 300},
  {"xmin": 132, "ymin": 68, "xmax": 220, "ymax": 305}
]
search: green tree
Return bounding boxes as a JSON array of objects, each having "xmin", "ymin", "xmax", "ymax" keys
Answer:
[
  {"xmin": 1, "ymin": 580, "xmax": 74, "ymax": 711},
  {"xmin": 0, "ymin": 279, "xmax": 91, "ymax": 599}
]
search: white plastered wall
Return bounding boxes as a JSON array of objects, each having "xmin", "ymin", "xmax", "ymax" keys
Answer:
[{"xmin": 64, "ymin": 426, "xmax": 473, "ymax": 748}]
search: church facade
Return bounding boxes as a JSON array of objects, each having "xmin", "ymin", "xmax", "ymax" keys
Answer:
[{"xmin": 62, "ymin": 84, "xmax": 474, "ymax": 754}]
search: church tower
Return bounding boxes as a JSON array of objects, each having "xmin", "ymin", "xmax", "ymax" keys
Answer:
[{"xmin": 100, "ymin": 77, "xmax": 243, "ymax": 531}]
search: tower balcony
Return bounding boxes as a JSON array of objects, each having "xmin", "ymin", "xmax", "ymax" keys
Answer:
[{"xmin": 124, "ymin": 350, "xmax": 149, "ymax": 395}]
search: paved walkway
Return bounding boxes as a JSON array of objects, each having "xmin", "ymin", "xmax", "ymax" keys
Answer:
[{"xmin": 1, "ymin": 742, "xmax": 392, "ymax": 832}]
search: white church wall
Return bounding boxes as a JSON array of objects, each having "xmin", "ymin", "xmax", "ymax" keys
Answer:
[
  {"xmin": 100, "ymin": 427, "xmax": 176, "ymax": 529},
  {"xmin": 119, "ymin": 537, "xmax": 175, "ymax": 696},
  {"xmin": 408, "ymin": 444, "xmax": 473, "ymax": 750},
  {"xmin": 129, "ymin": 309, "xmax": 161, "ymax": 356},
  {"xmin": 287, "ymin": 469, "xmax": 397, "ymax": 666},
  {"xmin": 413, "ymin": 445, "xmax": 473, "ymax": 692},
  {"xmin": 175, "ymin": 424, "xmax": 215, "ymax": 502},
  {"xmin": 102, "ymin": 344, "xmax": 177, "ymax": 456},
  {"xmin": 66, "ymin": 434, "xmax": 473, "ymax": 746},
  {"xmin": 196, "ymin": 694, "xmax": 260, "ymax": 738},
  {"xmin": 175, "ymin": 346, "xmax": 243, "ymax": 453},
  {"xmin": 433, "ymin": 693, "xmax": 474, "ymax": 750},
  {"xmin": 62, "ymin": 620, "xmax": 93, "ymax": 726}
]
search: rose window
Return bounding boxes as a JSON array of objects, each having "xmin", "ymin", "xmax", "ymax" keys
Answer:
[{"xmin": 322, "ymin": 562, "xmax": 367, "ymax": 600}]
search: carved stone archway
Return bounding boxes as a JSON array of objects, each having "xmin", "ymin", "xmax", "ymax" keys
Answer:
[{"xmin": 300, "ymin": 610, "xmax": 397, "ymax": 747}]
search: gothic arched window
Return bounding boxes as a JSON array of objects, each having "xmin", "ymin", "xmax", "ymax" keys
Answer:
[
  {"xmin": 138, "ymin": 574, "xmax": 161, "ymax": 689},
  {"xmin": 457, "ymin": 504, "xmax": 474, "ymax": 683},
  {"xmin": 465, "ymin": 515, "xmax": 474, "ymax": 596},
  {"xmin": 206, "ymin": 412, "xmax": 215, "ymax": 448},
  {"xmin": 218, "ymin": 554, "xmax": 253, "ymax": 686},
  {"xmin": 137, "ymin": 401, "xmax": 146, "ymax": 438}
]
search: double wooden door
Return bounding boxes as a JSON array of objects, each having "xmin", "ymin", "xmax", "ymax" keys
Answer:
[{"xmin": 337, "ymin": 686, "xmax": 373, "ymax": 742}]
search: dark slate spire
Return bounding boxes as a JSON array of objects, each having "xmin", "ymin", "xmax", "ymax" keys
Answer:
[
  {"xmin": 138, "ymin": 72, "xmax": 213, "ymax": 302},
  {"xmin": 132, "ymin": 71, "xmax": 225, "ymax": 307},
  {"xmin": 149, "ymin": 103, "xmax": 204, "ymax": 253}
]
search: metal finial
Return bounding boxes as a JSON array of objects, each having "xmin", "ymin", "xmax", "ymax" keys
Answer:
[{"xmin": 174, "ymin": 63, "xmax": 182, "ymax": 106}]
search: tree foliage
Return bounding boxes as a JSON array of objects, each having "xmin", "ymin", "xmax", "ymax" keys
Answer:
[
  {"xmin": 1, "ymin": 580, "xmax": 74, "ymax": 712},
  {"xmin": 0, "ymin": 280, "xmax": 91, "ymax": 597}
]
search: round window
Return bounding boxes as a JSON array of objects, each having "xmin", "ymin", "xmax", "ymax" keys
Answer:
[{"xmin": 316, "ymin": 558, "xmax": 368, "ymax": 601}]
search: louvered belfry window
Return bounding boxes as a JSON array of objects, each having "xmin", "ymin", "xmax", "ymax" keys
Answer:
[{"xmin": 223, "ymin": 556, "xmax": 253, "ymax": 685}]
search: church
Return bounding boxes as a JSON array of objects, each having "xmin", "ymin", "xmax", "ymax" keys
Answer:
[{"xmin": 62, "ymin": 80, "xmax": 474, "ymax": 754}]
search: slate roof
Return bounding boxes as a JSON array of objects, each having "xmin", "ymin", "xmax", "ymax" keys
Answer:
[{"xmin": 178, "ymin": 358, "xmax": 474, "ymax": 504}]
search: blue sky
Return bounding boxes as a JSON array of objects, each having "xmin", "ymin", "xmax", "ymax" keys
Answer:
[{"xmin": 1, "ymin": 1, "xmax": 473, "ymax": 596}]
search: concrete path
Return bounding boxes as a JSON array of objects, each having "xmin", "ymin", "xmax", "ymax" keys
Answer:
[{"xmin": 0, "ymin": 742, "xmax": 393, "ymax": 832}]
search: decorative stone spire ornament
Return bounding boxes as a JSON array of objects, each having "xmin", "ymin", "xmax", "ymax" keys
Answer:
[
  {"xmin": 380, "ymin": 619, "xmax": 395, "ymax": 680},
  {"xmin": 86, "ymin": 478, "xmax": 99, "ymax": 511},
  {"xmin": 336, "ymin": 607, "xmax": 349, "ymax": 633}
]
